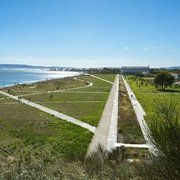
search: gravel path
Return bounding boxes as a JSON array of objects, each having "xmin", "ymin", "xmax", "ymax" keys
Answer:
[
  {"xmin": 86, "ymin": 75, "xmax": 119, "ymax": 156},
  {"xmin": 0, "ymin": 90, "xmax": 96, "ymax": 133}
]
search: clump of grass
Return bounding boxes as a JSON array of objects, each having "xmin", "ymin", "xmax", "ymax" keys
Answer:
[{"xmin": 143, "ymin": 98, "xmax": 180, "ymax": 180}]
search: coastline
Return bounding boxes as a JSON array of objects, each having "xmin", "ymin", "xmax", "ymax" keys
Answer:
[{"xmin": 0, "ymin": 69, "xmax": 81, "ymax": 89}]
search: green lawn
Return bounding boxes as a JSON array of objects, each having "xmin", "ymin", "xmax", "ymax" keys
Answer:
[
  {"xmin": 17, "ymin": 74, "xmax": 114, "ymax": 126},
  {"xmin": 94, "ymin": 74, "xmax": 116, "ymax": 82},
  {"xmin": 73, "ymin": 75, "xmax": 113, "ymax": 92},
  {"xmin": 125, "ymin": 75, "xmax": 180, "ymax": 122},
  {"xmin": 0, "ymin": 99, "xmax": 92, "ymax": 160},
  {"xmin": 0, "ymin": 74, "xmax": 115, "ymax": 160},
  {"xmin": 40, "ymin": 102, "xmax": 105, "ymax": 126},
  {"xmin": 24, "ymin": 92, "xmax": 108, "ymax": 102}
]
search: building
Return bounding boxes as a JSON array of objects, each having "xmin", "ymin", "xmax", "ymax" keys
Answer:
[
  {"xmin": 121, "ymin": 66, "xmax": 150, "ymax": 75},
  {"xmin": 171, "ymin": 73, "xmax": 180, "ymax": 82}
]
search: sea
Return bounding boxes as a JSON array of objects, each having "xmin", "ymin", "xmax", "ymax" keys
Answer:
[{"xmin": 0, "ymin": 67, "xmax": 80, "ymax": 88}]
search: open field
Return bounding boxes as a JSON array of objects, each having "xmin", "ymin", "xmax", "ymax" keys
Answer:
[
  {"xmin": 73, "ymin": 75, "xmax": 114, "ymax": 92},
  {"xmin": 93, "ymin": 74, "xmax": 116, "ymax": 82},
  {"xmin": 25, "ymin": 91, "xmax": 108, "ymax": 102},
  {"xmin": 16, "ymin": 74, "xmax": 116, "ymax": 126},
  {"xmin": 3, "ymin": 76, "xmax": 87, "ymax": 96},
  {"xmin": 0, "ymin": 98, "xmax": 92, "ymax": 160},
  {"xmin": 125, "ymin": 76, "xmax": 180, "ymax": 121},
  {"xmin": 0, "ymin": 74, "xmax": 116, "ymax": 161}
]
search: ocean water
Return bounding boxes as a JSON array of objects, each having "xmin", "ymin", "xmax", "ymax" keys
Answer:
[{"xmin": 0, "ymin": 68, "xmax": 80, "ymax": 88}]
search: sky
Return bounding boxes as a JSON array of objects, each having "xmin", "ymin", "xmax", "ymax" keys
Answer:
[{"xmin": 0, "ymin": 0, "xmax": 180, "ymax": 68}]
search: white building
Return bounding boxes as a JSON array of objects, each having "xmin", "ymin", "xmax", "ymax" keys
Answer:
[
  {"xmin": 121, "ymin": 66, "xmax": 150, "ymax": 75},
  {"xmin": 171, "ymin": 73, "xmax": 180, "ymax": 81}
]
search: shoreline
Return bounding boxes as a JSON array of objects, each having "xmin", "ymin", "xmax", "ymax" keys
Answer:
[{"xmin": 0, "ymin": 71, "xmax": 81, "ymax": 89}]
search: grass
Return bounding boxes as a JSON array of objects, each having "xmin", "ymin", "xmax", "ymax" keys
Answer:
[
  {"xmin": 93, "ymin": 74, "xmax": 116, "ymax": 82},
  {"xmin": 10, "ymin": 74, "xmax": 113, "ymax": 126},
  {"xmin": 0, "ymin": 98, "xmax": 92, "ymax": 160},
  {"xmin": 118, "ymin": 76, "xmax": 145, "ymax": 144},
  {"xmin": 125, "ymin": 75, "xmax": 180, "ymax": 123},
  {"xmin": 0, "ymin": 74, "xmax": 114, "ymax": 159},
  {"xmin": 24, "ymin": 91, "xmax": 108, "ymax": 102},
  {"xmin": 3, "ymin": 76, "xmax": 86, "ymax": 96},
  {"xmin": 118, "ymin": 76, "xmax": 148, "ymax": 159},
  {"xmin": 74, "ymin": 75, "xmax": 113, "ymax": 92},
  {"xmin": 40, "ymin": 102, "xmax": 106, "ymax": 126}
]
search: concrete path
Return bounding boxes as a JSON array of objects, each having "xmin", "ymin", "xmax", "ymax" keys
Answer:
[
  {"xmin": 121, "ymin": 75, "xmax": 156, "ymax": 154},
  {"xmin": 115, "ymin": 143, "xmax": 149, "ymax": 149},
  {"xmin": 86, "ymin": 75, "xmax": 119, "ymax": 156},
  {"xmin": 0, "ymin": 90, "xmax": 96, "ymax": 133},
  {"xmin": 37, "ymin": 101, "xmax": 106, "ymax": 104}
]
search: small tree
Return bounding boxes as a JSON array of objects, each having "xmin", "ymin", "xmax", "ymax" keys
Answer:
[{"xmin": 154, "ymin": 71, "xmax": 175, "ymax": 90}]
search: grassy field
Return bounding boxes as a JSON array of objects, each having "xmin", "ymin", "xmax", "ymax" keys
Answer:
[
  {"xmin": 93, "ymin": 74, "xmax": 116, "ymax": 82},
  {"xmin": 25, "ymin": 91, "xmax": 108, "ymax": 102},
  {"xmin": 74, "ymin": 75, "xmax": 114, "ymax": 92},
  {"xmin": 0, "ymin": 74, "xmax": 116, "ymax": 160},
  {"xmin": 0, "ymin": 98, "xmax": 92, "ymax": 160},
  {"xmin": 125, "ymin": 75, "xmax": 180, "ymax": 122},
  {"xmin": 3, "ymin": 76, "xmax": 87, "ymax": 96},
  {"xmin": 15, "ymin": 74, "xmax": 115, "ymax": 126}
]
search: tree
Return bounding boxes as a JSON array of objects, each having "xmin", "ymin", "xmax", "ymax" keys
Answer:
[{"xmin": 154, "ymin": 71, "xmax": 175, "ymax": 90}]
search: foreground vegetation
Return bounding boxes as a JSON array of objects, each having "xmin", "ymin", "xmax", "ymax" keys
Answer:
[
  {"xmin": 0, "ymin": 100, "xmax": 179, "ymax": 179},
  {"xmin": 0, "ymin": 98, "xmax": 92, "ymax": 161}
]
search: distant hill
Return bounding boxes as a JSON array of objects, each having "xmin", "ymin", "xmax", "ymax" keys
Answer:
[
  {"xmin": 167, "ymin": 66, "xmax": 180, "ymax": 70},
  {"xmin": 0, "ymin": 64, "xmax": 48, "ymax": 69}
]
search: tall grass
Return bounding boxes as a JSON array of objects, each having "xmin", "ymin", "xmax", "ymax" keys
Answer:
[{"xmin": 143, "ymin": 98, "xmax": 180, "ymax": 179}]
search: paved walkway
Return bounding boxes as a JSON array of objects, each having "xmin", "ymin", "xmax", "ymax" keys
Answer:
[
  {"xmin": 0, "ymin": 90, "xmax": 96, "ymax": 133},
  {"xmin": 86, "ymin": 75, "xmax": 119, "ymax": 156},
  {"xmin": 115, "ymin": 143, "xmax": 149, "ymax": 149},
  {"xmin": 121, "ymin": 75, "xmax": 156, "ymax": 154}
]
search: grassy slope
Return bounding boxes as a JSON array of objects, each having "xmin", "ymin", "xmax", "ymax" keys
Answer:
[
  {"xmin": 125, "ymin": 76, "xmax": 180, "ymax": 121},
  {"xmin": 4, "ymin": 76, "xmax": 86, "ymax": 96},
  {"xmin": 94, "ymin": 74, "xmax": 116, "ymax": 82},
  {"xmin": 0, "ymin": 99, "xmax": 92, "ymax": 159},
  {"xmin": 25, "ymin": 92, "xmax": 108, "ymax": 102},
  {"xmin": 19, "ymin": 74, "xmax": 114, "ymax": 126},
  {"xmin": 0, "ymin": 74, "xmax": 115, "ymax": 159}
]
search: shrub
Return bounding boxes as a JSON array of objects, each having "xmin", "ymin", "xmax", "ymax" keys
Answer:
[{"xmin": 144, "ymin": 98, "xmax": 180, "ymax": 179}]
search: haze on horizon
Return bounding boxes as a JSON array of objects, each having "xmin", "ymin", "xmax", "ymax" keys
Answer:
[{"xmin": 0, "ymin": 0, "xmax": 180, "ymax": 68}]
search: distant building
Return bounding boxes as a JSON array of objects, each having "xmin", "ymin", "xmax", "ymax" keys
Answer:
[
  {"xmin": 171, "ymin": 73, "xmax": 180, "ymax": 81},
  {"xmin": 121, "ymin": 66, "xmax": 150, "ymax": 75}
]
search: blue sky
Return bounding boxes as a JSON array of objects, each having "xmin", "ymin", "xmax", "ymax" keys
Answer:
[{"xmin": 0, "ymin": 0, "xmax": 180, "ymax": 67}]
